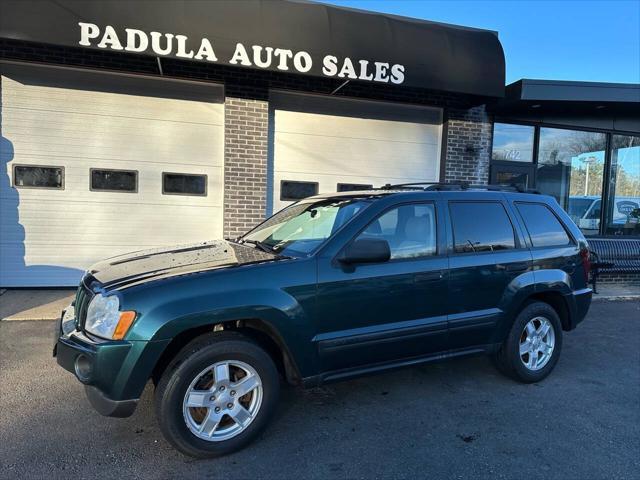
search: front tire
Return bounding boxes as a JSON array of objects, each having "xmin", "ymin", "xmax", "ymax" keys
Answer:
[
  {"xmin": 494, "ymin": 301, "xmax": 563, "ymax": 383},
  {"xmin": 154, "ymin": 331, "xmax": 280, "ymax": 458}
]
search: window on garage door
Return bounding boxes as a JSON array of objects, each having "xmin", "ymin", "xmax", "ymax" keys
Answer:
[
  {"xmin": 337, "ymin": 183, "xmax": 373, "ymax": 192},
  {"xmin": 280, "ymin": 180, "xmax": 318, "ymax": 201},
  {"xmin": 162, "ymin": 172, "xmax": 207, "ymax": 196},
  {"xmin": 13, "ymin": 165, "xmax": 64, "ymax": 189},
  {"xmin": 90, "ymin": 168, "xmax": 137, "ymax": 193}
]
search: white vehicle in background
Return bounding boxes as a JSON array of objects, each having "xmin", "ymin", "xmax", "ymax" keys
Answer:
[{"xmin": 568, "ymin": 196, "xmax": 640, "ymax": 234}]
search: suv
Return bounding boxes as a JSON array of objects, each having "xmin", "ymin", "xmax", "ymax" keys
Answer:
[{"xmin": 54, "ymin": 184, "xmax": 592, "ymax": 458}]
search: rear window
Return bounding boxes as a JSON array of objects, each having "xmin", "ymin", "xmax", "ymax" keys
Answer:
[
  {"xmin": 450, "ymin": 201, "xmax": 516, "ymax": 253},
  {"xmin": 516, "ymin": 202, "xmax": 571, "ymax": 247}
]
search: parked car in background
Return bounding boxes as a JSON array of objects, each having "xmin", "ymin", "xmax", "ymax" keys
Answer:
[
  {"xmin": 568, "ymin": 195, "xmax": 640, "ymax": 234},
  {"xmin": 54, "ymin": 184, "xmax": 592, "ymax": 458}
]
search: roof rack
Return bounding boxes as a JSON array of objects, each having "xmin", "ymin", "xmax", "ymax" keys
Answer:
[{"xmin": 379, "ymin": 182, "xmax": 540, "ymax": 194}]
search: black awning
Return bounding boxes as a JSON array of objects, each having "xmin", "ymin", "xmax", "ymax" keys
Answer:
[{"xmin": 0, "ymin": 0, "xmax": 505, "ymax": 97}]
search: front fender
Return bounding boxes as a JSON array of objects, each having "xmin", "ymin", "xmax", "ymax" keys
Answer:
[
  {"xmin": 147, "ymin": 288, "xmax": 317, "ymax": 377},
  {"xmin": 115, "ymin": 259, "xmax": 318, "ymax": 399}
]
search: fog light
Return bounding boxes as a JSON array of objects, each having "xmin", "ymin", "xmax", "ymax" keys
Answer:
[{"xmin": 74, "ymin": 354, "xmax": 93, "ymax": 383}]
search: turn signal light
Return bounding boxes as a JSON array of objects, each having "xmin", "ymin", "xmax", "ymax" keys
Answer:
[{"xmin": 112, "ymin": 311, "xmax": 137, "ymax": 340}]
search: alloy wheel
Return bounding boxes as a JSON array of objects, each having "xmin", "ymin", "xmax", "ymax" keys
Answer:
[
  {"xmin": 182, "ymin": 360, "xmax": 263, "ymax": 442},
  {"xmin": 519, "ymin": 316, "xmax": 555, "ymax": 371}
]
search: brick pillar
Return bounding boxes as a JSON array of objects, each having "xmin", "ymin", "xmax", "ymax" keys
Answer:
[
  {"xmin": 444, "ymin": 105, "xmax": 493, "ymax": 184},
  {"xmin": 223, "ymin": 97, "xmax": 269, "ymax": 239}
]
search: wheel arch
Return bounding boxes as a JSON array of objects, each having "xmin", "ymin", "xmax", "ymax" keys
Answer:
[
  {"xmin": 524, "ymin": 291, "xmax": 571, "ymax": 331},
  {"xmin": 150, "ymin": 318, "xmax": 303, "ymax": 388}
]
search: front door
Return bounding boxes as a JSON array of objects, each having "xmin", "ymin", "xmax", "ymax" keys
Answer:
[
  {"xmin": 490, "ymin": 161, "xmax": 535, "ymax": 190},
  {"xmin": 315, "ymin": 202, "xmax": 449, "ymax": 374}
]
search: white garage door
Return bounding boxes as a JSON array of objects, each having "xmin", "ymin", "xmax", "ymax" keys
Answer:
[
  {"xmin": 270, "ymin": 92, "xmax": 442, "ymax": 213},
  {"xmin": 0, "ymin": 64, "xmax": 224, "ymax": 287}
]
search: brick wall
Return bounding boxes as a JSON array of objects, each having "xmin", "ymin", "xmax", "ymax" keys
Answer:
[
  {"xmin": 596, "ymin": 272, "xmax": 640, "ymax": 285},
  {"xmin": 444, "ymin": 105, "xmax": 493, "ymax": 184},
  {"xmin": 223, "ymin": 98, "xmax": 269, "ymax": 239}
]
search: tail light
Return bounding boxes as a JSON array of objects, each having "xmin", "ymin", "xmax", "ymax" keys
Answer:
[{"xmin": 579, "ymin": 248, "xmax": 591, "ymax": 283}]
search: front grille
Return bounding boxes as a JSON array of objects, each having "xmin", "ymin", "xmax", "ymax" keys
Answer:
[{"xmin": 74, "ymin": 276, "xmax": 95, "ymax": 329}]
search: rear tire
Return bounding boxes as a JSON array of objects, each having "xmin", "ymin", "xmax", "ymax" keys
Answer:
[
  {"xmin": 154, "ymin": 331, "xmax": 280, "ymax": 458},
  {"xmin": 494, "ymin": 301, "xmax": 563, "ymax": 383}
]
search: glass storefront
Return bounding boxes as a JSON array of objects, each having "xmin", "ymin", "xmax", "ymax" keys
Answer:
[
  {"xmin": 490, "ymin": 124, "xmax": 639, "ymax": 237},
  {"xmin": 605, "ymin": 135, "xmax": 640, "ymax": 236},
  {"xmin": 537, "ymin": 128, "xmax": 607, "ymax": 236}
]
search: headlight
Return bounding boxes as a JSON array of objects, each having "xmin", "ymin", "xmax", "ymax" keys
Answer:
[{"xmin": 85, "ymin": 294, "xmax": 136, "ymax": 340}]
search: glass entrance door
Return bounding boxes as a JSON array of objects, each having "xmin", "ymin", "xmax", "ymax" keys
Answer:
[{"xmin": 490, "ymin": 162, "xmax": 534, "ymax": 190}]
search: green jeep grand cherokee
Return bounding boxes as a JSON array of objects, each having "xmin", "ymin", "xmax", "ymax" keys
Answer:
[{"xmin": 54, "ymin": 184, "xmax": 592, "ymax": 458}]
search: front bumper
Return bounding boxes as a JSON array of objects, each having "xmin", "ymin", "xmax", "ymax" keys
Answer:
[{"xmin": 53, "ymin": 305, "xmax": 150, "ymax": 418}]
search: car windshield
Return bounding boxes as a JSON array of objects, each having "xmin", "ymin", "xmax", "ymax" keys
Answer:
[{"xmin": 241, "ymin": 198, "xmax": 372, "ymax": 257}]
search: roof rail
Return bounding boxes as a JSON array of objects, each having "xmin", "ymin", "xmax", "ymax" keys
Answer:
[
  {"xmin": 379, "ymin": 182, "xmax": 540, "ymax": 194},
  {"xmin": 379, "ymin": 182, "xmax": 441, "ymax": 190}
]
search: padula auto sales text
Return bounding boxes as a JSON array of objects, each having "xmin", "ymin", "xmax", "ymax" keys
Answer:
[{"xmin": 78, "ymin": 23, "xmax": 406, "ymax": 85}]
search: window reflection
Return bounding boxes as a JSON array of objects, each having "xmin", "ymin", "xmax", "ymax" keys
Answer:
[
  {"xmin": 536, "ymin": 128, "xmax": 607, "ymax": 236},
  {"xmin": 492, "ymin": 123, "xmax": 535, "ymax": 162},
  {"xmin": 605, "ymin": 135, "xmax": 640, "ymax": 236}
]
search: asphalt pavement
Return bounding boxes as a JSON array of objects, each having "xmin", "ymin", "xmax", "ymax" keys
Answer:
[{"xmin": 0, "ymin": 300, "xmax": 638, "ymax": 479}]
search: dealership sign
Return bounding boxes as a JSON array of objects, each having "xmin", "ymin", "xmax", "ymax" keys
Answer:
[
  {"xmin": 78, "ymin": 23, "xmax": 406, "ymax": 85},
  {"xmin": 0, "ymin": 0, "xmax": 505, "ymax": 97}
]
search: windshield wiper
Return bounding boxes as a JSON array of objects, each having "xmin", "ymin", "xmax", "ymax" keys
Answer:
[{"xmin": 242, "ymin": 239, "xmax": 278, "ymax": 254}]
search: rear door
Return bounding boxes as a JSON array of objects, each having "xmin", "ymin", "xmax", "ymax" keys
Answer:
[{"xmin": 446, "ymin": 194, "xmax": 532, "ymax": 350}]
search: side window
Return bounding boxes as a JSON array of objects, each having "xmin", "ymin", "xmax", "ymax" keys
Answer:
[
  {"xmin": 357, "ymin": 204, "xmax": 437, "ymax": 259},
  {"xmin": 450, "ymin": 202, "xmax": 515, "ymax": 253},
  {"xmin": 516, "ymin": 202, "xmax": 572, "ymax": 247}
]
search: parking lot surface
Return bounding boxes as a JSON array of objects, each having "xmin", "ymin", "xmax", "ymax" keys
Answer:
[{"xmin": 0, "ymin": 300, "xmax": 638, "ymax": 479}]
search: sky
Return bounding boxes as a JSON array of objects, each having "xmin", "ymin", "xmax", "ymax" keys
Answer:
[{"xmin": 323, "ymin": 0, "xmax": 640, "ymax": 85}]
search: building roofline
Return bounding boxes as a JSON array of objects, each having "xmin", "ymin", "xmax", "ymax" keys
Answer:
[{"xmin": 507, "ymin": 79, "xmax": 640, "ymax": 104}]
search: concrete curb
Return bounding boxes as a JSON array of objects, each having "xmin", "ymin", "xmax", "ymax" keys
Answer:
[{"xmin": 592, "ymin": 295, "xmax": 640, "ymax": 302}]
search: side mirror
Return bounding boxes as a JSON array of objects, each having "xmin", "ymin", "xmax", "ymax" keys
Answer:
[{"xmin": 338, "ymin": 238, "xmax": 391, "ymax": 265}]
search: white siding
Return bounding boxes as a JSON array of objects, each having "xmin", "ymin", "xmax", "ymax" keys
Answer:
[
  {"xmin": 0, "ymin": 70, "xmax": 224, "ymax": 287},
  {"xmin": 271, "ymin": 95, "xmax": 442, "ymax": 212}
]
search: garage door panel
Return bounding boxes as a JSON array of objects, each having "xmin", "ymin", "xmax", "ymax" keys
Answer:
[
  {"xmin": 3, "ymin": 78, "xmax": 224, "ymax": 124},
  {"xmin": 1, "ymin": 70, "xmax": 224, "ymax": 287},
  {"xmin": 275, "ymin": 110, "xmax": 441, "ymax": 144},
  {"xmin": 273, "ymin": 172, "xmax": 436, "ymax": 201},
  {"xmin": 0, "ymin": 206, "xmax": 223, "ymax": 244},
  {"xmin": 4, "ymin": 116, "xmax": 223, "ymax": 165},
  {"xmin": 4, "ymin": 109, "xmax": 223, "ymax": 136},
  {"xmin": 272, "ymin": 96, "xmax": 442, "ymax": 213},
  {"xmin": 4, "ymin": 118, "xmax": 224, "ymax": 157},
  {"xmin": 1, "ymin": 165, "xmax": 223, "ymax": 205},
  {"xmin": 275, "ymin": 134, "xmax": 440, "ymax": 178}
]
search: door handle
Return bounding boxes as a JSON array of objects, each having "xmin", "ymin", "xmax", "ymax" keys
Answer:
[
  {"xmin": 415, "ymin": 271, "xmax": 443, "ymax": 282},
  {"xmin": 497, "ymin": 262, "xmax": 529, "ymax": 273}
]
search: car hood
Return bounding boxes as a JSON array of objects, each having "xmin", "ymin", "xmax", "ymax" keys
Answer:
[{"xmin": 88, "ymin": 240, "xmax": 281, "ymax": 289}]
